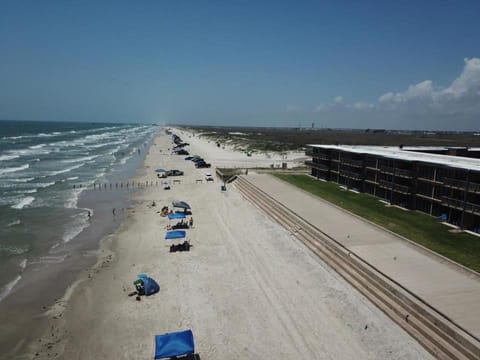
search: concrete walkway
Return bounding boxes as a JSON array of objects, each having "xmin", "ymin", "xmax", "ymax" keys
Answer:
[{"xmin": 245, "ymin": 173, "xmax": 480, "ymax": 338}]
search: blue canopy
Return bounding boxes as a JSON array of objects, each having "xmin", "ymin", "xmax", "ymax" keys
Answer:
[
  {"xmin": 168, "ymin": 212, "xmax": 186, "ymax": 220},
  {"xmin": 165, "ymin": 230, "xmax": 186, "ymax": 240},
  {"xmin": 154, "ymin": 329, "xmax": 194, "ymax": 359},
  {"xmin": 136, "ymin": 274, "xmax": 160, "ymax": 296},
  {"xmin": 155, "ymin": 168, "xmax": 166, "ymax": 173}
]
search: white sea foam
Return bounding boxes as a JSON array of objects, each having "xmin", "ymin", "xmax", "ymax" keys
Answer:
[
  {"xmin": 108, "ymin": 146, "xmax": 121, "ymax": 156},
  {"xmin": 3, "ymin": 177, "xmax": 34, "ymax": 183},
  {"xmin": 49, "ymin": 163, "xmax": 84, "ymax": 176},
  {"xmin": 84, "ymin": 140, "xmax": 126, "ymax": 149},
  {"xmin": 29, "ymin": 143, "xmax": 46, "ymax": 149},
  {"xmin": 7, "ymin": 147, "xmax": 51, "ymax": 157},
  {"xmin": 62, "ymin": 219, "xmax": 89, "ymax": 242},
  {"xmin": 34, "ymin": 181, "xmax": 55, "ymax": 188},
  {"xmin": 119, "ymin": 155, "xmax": 132, "ymax": 165},
  {"xmin": 0, "ymin": 276, "xmax": 22, "ymax": 302},
  {"xmin": 28, "ymin": 254, "xmax": 68, "ymax": 265},
  {"xmin": 11, "ymin": 196, "xmax": 35, "ymax": 209},
  {"xmin": 65, "ymin": 189, "xmax": 80, "ymax": 208},
  {"xmin": 7, "ymin": 219, "xmax": 21, "ymax": 227},
  {"xmin": 61, "ymin": 155, "xmax": 99, "ymax": 164},
  {"xmin": 0, "ymin": 164, "xmax": 29, "ymax": 175},
  {"xmin": 12, "ymin": 188, "xmax": 37, "ymax": 194},
  {"xmin": 67, "ymin": 176, "xmax": 79, "ymax": 181},
  {"xmin": 2, "ymin": 135, "xmax": 24, "ymax": 140},
  {"xmin": 0, "ymin": 154, "xmax": 20, "ymax": 161},
  {"xmin": 0, "ymin": 245, "xmax": 28, "ymax": 255},
  {"xmin": 19, "ymin": 259, "xmax": 27, "ymax": 270}
]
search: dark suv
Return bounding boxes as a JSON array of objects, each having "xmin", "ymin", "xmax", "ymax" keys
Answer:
[
  {"xmin": 165, "ymin": 169, "xmax": 184, "ymax": 176},
  {"xmin": 195, "ymin": 161, "xmax": 211, "ymax": 168}
]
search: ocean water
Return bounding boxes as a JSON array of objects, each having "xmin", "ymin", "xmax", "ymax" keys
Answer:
[{"xmin": 0, "ymin": 120, "xmax": 157, "ymax": 301}]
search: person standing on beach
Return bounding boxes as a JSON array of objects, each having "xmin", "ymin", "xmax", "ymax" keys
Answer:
[
  {"xmin": 112, "ymin": 208, "xmax": 116, "ymax": 216},
  {"xmin": 189, "ymin": 217, "xmax": 193, "ymax": 227}
]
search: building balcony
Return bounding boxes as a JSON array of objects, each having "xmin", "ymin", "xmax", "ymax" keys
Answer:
[
  {"xmin": 415, "ymin": 193, "xmax": 442, "ymax": 203},
  {"xmin": 312, "ymin": 154, "xmax": 329, "ymax": 161},
  {"xmin": 379, "ymin": 165, "xmax": 412, "ymax": 178},
  {"xmin": 443, "ymin": 178, "xmax": 480, "ymax": 193},
  {"xmin": 305, "ymin": 161, "xmax": 329, "ymax": 171},
  {"xmin": 339, "ymin": 169, "xmax": 362, "ymax": 181},
  {"xmin": 340, "ymin": 158, "xmax": 363, "ymax": 168},
  {"xmin": 417, "ymin": 177, "xmax": 443, "ymax": 184},
  {"xmin": 378, "ymin": 180, "xmax": 410, "ymax": 194},
  {"xmin": 441, "ymin": 196, "xmax": 480, "ymax": 215}
]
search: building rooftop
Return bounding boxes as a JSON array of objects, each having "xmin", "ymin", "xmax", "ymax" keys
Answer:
[{"xmin": 309, "ymin": 145, "xmax": 480, "ymax": 172}]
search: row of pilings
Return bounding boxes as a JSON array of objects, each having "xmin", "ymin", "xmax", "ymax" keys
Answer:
[{"xmin": 73, "ymin": 180, "xmax": 165, "ymax": 190}]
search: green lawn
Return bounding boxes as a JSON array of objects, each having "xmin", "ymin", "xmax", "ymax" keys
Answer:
[{"xmin": 274, "ymin": 174, "xmax": 480, "ymax": 273}]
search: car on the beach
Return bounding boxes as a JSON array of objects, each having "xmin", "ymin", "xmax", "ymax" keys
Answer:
[
  {"xmin": 185, "ymin": 156, "xmax": 197, "ymax": 160},
  {"xmin": 205, "ymin": 173, "xmax": 214, "ymax": 182},
  {"xmin": 162, "ymin": 180, "xmax": 171, "ymax": 190},
  {"xmin": 175, "ymin": 149, "xmax": 189, "ymax": 155},
  {"xmin": 165, "ymin": 169, "xmax": 184, "ymax": 176},
  {"xmin": 195, "ymin": 161, "xmax": 211, "ymax": 168},
  {"xmin": 191, "ymin": 157, "xmax": 204, "ymax": 163}
]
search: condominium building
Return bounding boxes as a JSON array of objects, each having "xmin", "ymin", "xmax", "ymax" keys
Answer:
[{"xmin": 306, "ymin": 145, "xmax": 480, "ymax": 232}]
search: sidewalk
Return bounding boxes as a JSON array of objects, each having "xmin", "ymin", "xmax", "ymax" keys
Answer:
[{"xmin": 246, "ymin": 174, "xmax": 480, "ymax": 338}]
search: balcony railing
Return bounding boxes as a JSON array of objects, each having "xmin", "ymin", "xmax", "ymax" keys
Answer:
[
  {"xmin": 379, "ymin": 165, "xmax": 412, "ymax": 178},
  {"xmin": 340, "ymin": 158, "xmax": 363, "ymax": 168},
  {"xmin": 339, "ymin": 169, "xmax": 362, "ymax": 181},
  {"xmin": 441, "ymin": 196, "xmax": 480, "ymax": 214},
  {"xmin": 395, "ymin": 168, "xmax": 412, "ymax": 178},
  {"xmin": 305, "ymin": 161, "xmax": 329, "ymax": 171},
  {"xmin": 443, "ymin": 178, "xmax": 480, "ymax": 193},
  {"xmin": 312, "ymin": 154, "xmax": 329, "ymax": 161},
  {"xmin": 378, "ymin": 180, "xmax": 410, "ymax": 194}
]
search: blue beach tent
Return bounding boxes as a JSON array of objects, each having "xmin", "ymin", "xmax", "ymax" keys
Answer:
[
  {"xmin": 154, "ymin": 330, "xmax": 195, "ymax": 359},
  {"xmin": 135, "ymin": 274, "xmax": 160, "ymax": 296},
  {"xmin": 167, "ymin": 212, "xmax": 186, "ymax": 220},
  {"xmin": 165, "ymin": 230, "xmax": 186, "ymax": 240}
]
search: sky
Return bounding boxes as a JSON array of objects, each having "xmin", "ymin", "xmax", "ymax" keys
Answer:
[{"xmin": 1, "ymin": 0, "xmax": 479, "ymax": 130}]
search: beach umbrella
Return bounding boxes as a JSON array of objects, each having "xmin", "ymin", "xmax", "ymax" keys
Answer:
[
  {"xmin": 172, "ymin": 200, "xmax": 191, "ymax": 210},
  {"xmin": 165, "ymin": 230, "xmax": 186, "ymax": 240},
  {"xmin": 168, "ymin": 212, "xmax": 186, "ymax": 220},
  {"xmin": 155, "ymin": 168, "xmax": 167, "ymax": 173}
]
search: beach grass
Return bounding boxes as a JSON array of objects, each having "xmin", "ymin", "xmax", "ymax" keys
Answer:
[{"xmin": 274, "ymin": 174, "xmax": 480, "ymax": 273}]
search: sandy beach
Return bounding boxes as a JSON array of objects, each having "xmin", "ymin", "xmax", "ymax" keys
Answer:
[{"xmin": 25, "ymin": 129, "xmax": 433, "ymax": 360}]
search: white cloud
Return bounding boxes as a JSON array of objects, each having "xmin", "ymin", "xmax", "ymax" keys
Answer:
[
  {"xmin": 313, "ymin": 58, "xmax": 480, "ymax": 129},
  {"xmin": 378, "ymin": 58, "xmax": 480, "ymax": 115},
  {"xmin": 352, "ymin": 101, "xmax": 374, "ymax": 110},
  {"xmin": 379, "ymin": 80, "xmax": 433, "ymax": 103}
]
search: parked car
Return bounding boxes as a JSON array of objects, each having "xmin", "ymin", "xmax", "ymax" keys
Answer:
[
  {"xmin": 205, "ymin": 173, "xmax": 214, "ymax": 182},
  {"xmin": 192, "ymin": 157, "xmax": 204, "ymax": 163},
  {"xmin": 175, "ymin": 149, "xmax": 189, "ymax": 155},
  {"xmin": 195, "ymin": 161, "xmax": 211, "ymax": 168},
  {"xmin": 165, "ymin": 169, "xmax": 184, "ymax": 176},
  {"xmin": 162, "ymin": 180, "xmax": 170, "ymax": 190}
]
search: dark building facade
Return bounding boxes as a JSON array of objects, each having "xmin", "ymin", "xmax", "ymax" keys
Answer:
[{"xmin": 307, "ymin": 145, "xmax": 480, "ymax": 232}]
